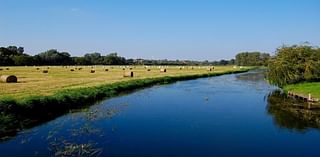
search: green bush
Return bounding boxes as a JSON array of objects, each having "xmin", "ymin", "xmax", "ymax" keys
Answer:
[{"xmin": 267, "ymin": 44, "xmax": 320, "ymax": 87}]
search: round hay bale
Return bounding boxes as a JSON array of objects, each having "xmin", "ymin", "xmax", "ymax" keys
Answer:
[
  {"xmin": 36, "ymin": 68, "xmax": 40, "ymax": 70},
  {"xmin": 207, "ymin": 68, "xmax": 212, "ymax": 71},
  {"xmin": 105, "ymin": 69, "xmax": 109, "ymax": 71},
  {"xmin": 78, "ymin": 68, "xmax": 83, "ymax": 70},
  {"xmin": 0, "ymin": 75, "xmax": 17, "ymax": 83},
  {"xmin": 129, "ymin": 68, "xmax": 133, "ymax": 70},
  {"xmin": 160, "ymin": 68, "xmax": 167, "ymax": 72},
  {"xmin": 122, "ymin": 68, "xmax": 125, "ymax": 70},
  {"xmin": 147, "ymin": 69, "xmax": 151, "ymax": 71},
  {"xmin": 70, "ymin": 69, "xmax": 75, "ymax": 71},
  {"xmin": 123, "ymin": 71, "xmax": 134, "ymax": 77},
  {"xmin": 0, "ymin": 68, "xmax": 3, "ymax": 71},
  {"xmin": 90, "ymin": 69, "xmax": 95, "ymax": 73},
  {"xmin": 43, "ymin": 70, "xmax": 49, "ymax": 73},
  {"xmin": 5, "ymin": 68, "xmax": 10, "ymax": 70}
]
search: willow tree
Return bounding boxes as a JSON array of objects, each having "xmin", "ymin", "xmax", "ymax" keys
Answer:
[{"xmin": 267, "ymin": 44, "xmax": 320, "ymax": 87}]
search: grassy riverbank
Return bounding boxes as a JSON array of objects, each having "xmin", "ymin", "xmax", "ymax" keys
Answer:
[
  {"xmin": 0, "ymin": 66, "xmax": 252, "ymax": 139},
  {"xmin": 1, "ymin": 66, "xmax": 243, "ymax": 99},
  {"xmin": 284, "ymin": 82, "xmax": 320, "ymax": 100}
]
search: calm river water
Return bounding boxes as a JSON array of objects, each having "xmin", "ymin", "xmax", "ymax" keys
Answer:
[{"xmin": 1, "ymin": 71, "xmax": 320, "ymax": 157}]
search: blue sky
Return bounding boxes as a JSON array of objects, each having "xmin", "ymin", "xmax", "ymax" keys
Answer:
[{"xmin": 1, "ymin": 0, "xmax": 319, "ymax": 60}]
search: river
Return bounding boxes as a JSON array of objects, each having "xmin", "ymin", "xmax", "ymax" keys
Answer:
[{"xmin": 0, "ymin": 70, "xmax": 319, "ymax": 157}]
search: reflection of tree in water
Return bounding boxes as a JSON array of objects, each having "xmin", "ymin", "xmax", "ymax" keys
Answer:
[
  {"xmin": 236, "ymin": 70, "xmax": 266, "ymax": 82},
  {"xmin": 235, "ymin": 69, "xmax": 271, "ymax": 92},
  {"xmin": 267, "ymin": 90, "xmax": 320, "ymax": 132}
]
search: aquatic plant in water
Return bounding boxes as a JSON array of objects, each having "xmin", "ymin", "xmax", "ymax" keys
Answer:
[{"xmin": 49, "ymin": 138, "xmax": 103, "ymax": 157}]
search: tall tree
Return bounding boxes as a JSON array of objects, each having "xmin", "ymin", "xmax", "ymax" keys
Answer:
[
  {"xmin": 35, "ymin": 49, "xmax": 72, "ymax": 65},
  {"xmin": 235, "ymin": 52, "xmax": 270, "ymax": 66},
  {"xmin": 103, "ymin": 53, "xmax": 126, "ymax": 65},
  {"xmin": 84, "ymin": 52, "xmax": 102, "ymax": 65}
]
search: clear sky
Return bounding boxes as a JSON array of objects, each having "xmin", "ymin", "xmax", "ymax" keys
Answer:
[{"xmin": 1, "ymin": 0, "xmax": 319, "ymax": 60}]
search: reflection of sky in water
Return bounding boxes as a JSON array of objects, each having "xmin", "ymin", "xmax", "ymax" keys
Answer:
[{"xmin": 0, "ymin": 71, "xmax": 320, "ymax": 157}]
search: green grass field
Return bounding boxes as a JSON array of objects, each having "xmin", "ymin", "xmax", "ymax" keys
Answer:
[
  {"xmin": 284, "ymin": 82, "xmax": 320, "ymax": 99},
  {"xmin": 0, "ymin": 65, "xmax": 246, "ymax": 100}
]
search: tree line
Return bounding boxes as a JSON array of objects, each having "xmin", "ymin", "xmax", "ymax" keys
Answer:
[
  {"xmin": 0, "ymin": 46, "xmax": 236, "ymax": 66},
  {"xmin": 267, "ymin": 44, "xmax": 320, "ymax": 87},
  {"xmin": 0, "ymin": 47, "xmax": 126, "ymax": 66},
  {"xmin": 235, "ymin": 52, "xmax": 270, "ymax": 66},
  {"xmin": 2, "ymin": 44, "xmax": 319, "ymax": 87}
]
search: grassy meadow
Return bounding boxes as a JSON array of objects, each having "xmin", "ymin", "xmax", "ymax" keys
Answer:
[
  {"xmin": 284, "ymin": 82, "xmax": 320, "ymax": 100},
  {"xmin": 0, "ymin": 65, "xmax": 247, "ymax": 100}
]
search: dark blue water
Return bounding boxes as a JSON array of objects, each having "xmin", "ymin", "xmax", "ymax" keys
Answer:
[{"xmin": 1, "ymin": 71, "xmax": 320, "ymax": 157}]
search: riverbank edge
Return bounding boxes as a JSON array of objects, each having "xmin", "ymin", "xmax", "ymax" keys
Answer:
[
  {"xmin": 0, "ymin": 69, "xmax": 251, "ymax": 135},
  {"xmin": 283, "ymin": 82, "xmax": 320, "ymax": 101}
]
